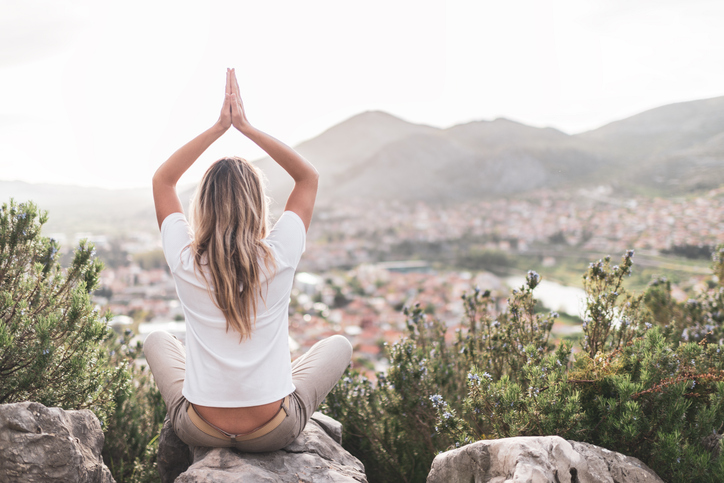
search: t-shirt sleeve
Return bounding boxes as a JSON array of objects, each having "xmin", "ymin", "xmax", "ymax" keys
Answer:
[
  {"xmin": 266, "ymin": 211, "xmax": 306, "ymax": 268},
  {"xmin": 160, "ymin": 212, "xmax": 193, "ymax": 272}
]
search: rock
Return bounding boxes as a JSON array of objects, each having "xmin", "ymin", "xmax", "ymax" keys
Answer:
[
  {"xmin": 427, "ymin": 436, "xmax": 663, "ymax": 483},
  {"xmin": 157, "ymin": 416, "xmax": 193, "ymax": 483},
  {"xmin": 0, "ymin": 401, "xmax": 115, "ymax": 483},
  {"xmin": 158, "ymin": 412, "xmax": 366, "ymax": 483},
  {"xmin": 308, "ymin": 412, "xmax": 343, "ymax": 445}
]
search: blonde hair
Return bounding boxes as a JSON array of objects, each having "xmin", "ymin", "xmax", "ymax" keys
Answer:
[{"xmin": 189, "ymin": 157, "xmax": 276, "ymax": 340}]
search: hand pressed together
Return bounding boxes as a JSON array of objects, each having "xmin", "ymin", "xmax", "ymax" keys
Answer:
[
  {"xmin": 228, "ymin": 68, "xmax": 252, "ymax": 134},
  {"xmin": 154, "ymin": 67, "xmax": 318, "ymax": 232},
  {"xmin": 215, "ymin": 69, "xmax": 233, "ymax": 132},
  {"xmin": 214, "ymin": 68, "xmax": 254, "ymax": 135}
]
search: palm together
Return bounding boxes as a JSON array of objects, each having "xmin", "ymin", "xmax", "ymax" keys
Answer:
[{"xmin": 218, "ymin": 68, "xmax": 251, "ymax": 134}]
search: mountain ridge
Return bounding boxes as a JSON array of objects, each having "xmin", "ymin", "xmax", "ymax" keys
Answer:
[{"xmin": 3, "ymin": 95, "xmax": 724, "ymax": 232}]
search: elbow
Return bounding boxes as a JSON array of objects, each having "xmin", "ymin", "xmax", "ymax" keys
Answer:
[
  {"xmin": 298, "ymin": 166, "xmax": 318, "ymax": 187},
  {"xmin": 306, "ymin": 168, "xmax": 319, "ymax": 191},
  {"xmin": 152, "ymin": 167, "xmax": 173, "ymax": 189},
  {"xmin": 152, "ymin": 167, "xmax": 162, "ymax": 187},
  {"xmin": 309, "ymin": 166, "xmax": 320, "ymax": 184}
]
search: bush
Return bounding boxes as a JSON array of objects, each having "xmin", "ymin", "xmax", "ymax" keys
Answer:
[
  {"xmin": 322, "ymin": 250, "xmax": 724, "ymax": 483},
  {"xmin": 0, "ymin": 199, "xmax": 163, "ymax": 483},
  {"xmin": 102, "ymin": 329, "xmax": 165, "ymax": 483},
  {"xmin": 441, "ymin": 328, "xmax": 724, "ymax": 482},
  {"xmin": 0, "ymin": 200, "xmax": 128, "ymax": 422},
  {"xmin": 322, "ymin": 271, "xmax": 557, "ymax": 483}
]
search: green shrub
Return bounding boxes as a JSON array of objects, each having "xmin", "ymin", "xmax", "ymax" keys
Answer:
[
  {"xmin": 439, "ymin": 328, "xmax": 724, "ymax": 482},
  {"xmin": 323, "ymin": 272, "xmax": 558, "ymax": 483},
  {"xmin": 579, "ymin": 250, "xmax": 647, "ymax": 356},
  {"xmin": 642, "ymin": 246, "xmax": 724, "ymax": 346},
  {"xmin": 323, "ymin": 250, "xmax": 724, "ymax": 483},
  {"xmin": 102, "ymin": 329, "xmax": 165, "ymax": 483},
  {"xmin": 0, "ymin": 199, "xmax": 163, "ymax": 483},
  {"xmin": 0, "ymin": 199, "xmax": 129, "ymax": 423}
]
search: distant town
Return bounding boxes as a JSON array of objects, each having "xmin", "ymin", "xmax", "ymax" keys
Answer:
[
  {"xmin": 302, "ymin": 186, "xmax": 724, "ymax": 270},
  {"xmin": 72, "ymin": 187, "xmax": 723, "ymax": 374}
]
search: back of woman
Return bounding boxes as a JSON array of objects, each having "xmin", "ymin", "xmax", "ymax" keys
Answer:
[
  {"xmin": 143, "ymin": 68, "xmax": 352, "ymax": 452},
  {"xmin": 162, "ymin": 208, "xmax": 304, "ymax": 407}
]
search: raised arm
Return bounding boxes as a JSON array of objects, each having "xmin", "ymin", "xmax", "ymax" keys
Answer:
[
  {"xmin": 152, "ymin": 70, "xmax": 234, "ymax": 229},
  {"xmin": 229, "ymin": 69, "xmax": 318, "ymax": 231}
]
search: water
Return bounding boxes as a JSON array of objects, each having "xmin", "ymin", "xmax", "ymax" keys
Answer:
[{"xmin": 505, "ymin": 276, "xmax": 587, "ymax": 318}]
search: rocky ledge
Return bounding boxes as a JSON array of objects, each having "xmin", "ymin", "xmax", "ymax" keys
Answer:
[
  {"xmin": 0, "ymin": 401, "xmax": 115, "ymax": 483},
  {"xmin": 158, "ymin": 412, "xmax": 367, "ymax": 483},
  {"xmin": 427, "ymin": 435, "xmax": 664, "ymax": 483},
  {"xmin": 2, "ymin": 402, "xmax": 670, "ymax": 483}
]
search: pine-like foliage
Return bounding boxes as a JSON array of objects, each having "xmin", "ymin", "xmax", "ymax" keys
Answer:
[
  {"xmin": 323, "ymin": 250, "xmax": 724, "ymax": 483},
  {"xmin": 323, "ymin": 274, "xmax": 558, "ymax": 483},
  {"xmin": 0, "ymin": 199, "xmax": 129, "ymax": 424},
  {"xmin": 102, "ymin": 329, "xmax": 165, "ymax": 483}
]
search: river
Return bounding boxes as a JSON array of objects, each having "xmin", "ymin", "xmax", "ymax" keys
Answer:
[{"xmin": 505, "ymin": 276, "xmax": 587, "ymax": 318}]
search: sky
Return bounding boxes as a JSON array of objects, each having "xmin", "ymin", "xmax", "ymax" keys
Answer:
[{"xmin": 2, "ymin": 0, "xmax": 724, "ymax": 189}]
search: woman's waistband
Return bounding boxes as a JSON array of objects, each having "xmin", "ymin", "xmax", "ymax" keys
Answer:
[{"xmin": 187, "ymin": 396, "xmax": 289, "ymax": 442}]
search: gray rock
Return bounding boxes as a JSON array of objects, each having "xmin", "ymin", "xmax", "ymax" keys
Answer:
[
  {"xmin": 157, "ymin": 416, "xmax": 193, "ymax": 483},
  {"xmin": 427, "ymin": 436, "xmax": 663, "ymax": 483},
  {"xmin": 0, "ymin": 401, "xmax": 115, "ymax": 483},
  {"xmin": 309, "ymin": 412, "xmax": 343, "ymax": 445},
  {"xmin": 158, "ymin": 411, "xmax": 366, "ymax": 483}
]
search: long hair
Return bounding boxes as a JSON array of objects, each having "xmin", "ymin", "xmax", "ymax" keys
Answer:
[{"xmin": 189, "ymin": 156, "xmax": 276, "ymax": 340}]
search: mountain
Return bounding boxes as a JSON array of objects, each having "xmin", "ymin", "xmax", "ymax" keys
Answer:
[
  {"xmin": 289, "ymin": 97, "xmax": 724, "ymax": 201},
  {"xmin": 260, "ymin": 113, "xmax": 606, "ymax": 204},
  {"xmin": 254, "ymin": 111, "xmax": 441, "ymax": 205},
  {"xmin": 578, "ymin": 97, "xmax": 724, "ymax": 158},
  {"xmin": 576, "ymin": 96, "xmax": 724, "ymax": 193},
  {"xmin": 3, "ymin": 95, "xmax": 724, "ymax": 233},
  {"xmin": 0, "ymin": 181, "xmax": 157, "ymax": 235}
]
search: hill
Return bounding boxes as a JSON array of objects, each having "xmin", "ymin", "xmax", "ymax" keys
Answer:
[
  {"xmin": 0, "ymin": 181, "xmax": 156, "ymax": 235},
  {"xmin": 260, "ymin": 97, "xmax": 724, "ymax": 203},
  {"xmin": 577, "ymin": 96, "xmax": 724, "ymax": 194},
  {"xmin": 3, "ymin": 95, "xmax": 724, "ymax": 232},
  {"xmin": 257, "ymin": 112, "xmax": 607, "ymax": 204}
]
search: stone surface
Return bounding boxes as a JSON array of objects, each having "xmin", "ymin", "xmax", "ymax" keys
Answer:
[
  {"xmin": 158, "ymin": 412, "xmax": 366, "ymax": 483},
  {"xmin": 306, "ymin": 412, "xmax": 343, "ymax": 445},
  {"xmin": 0, "ymin": 401, "xmax": 115, "ymax": 483},
  {"xmin": 157, "ymin": 416, "xmax": 193, "ymax": 483},
  {"xmin": 427, "ymin": 436, "xmax": 664, "ymax": 483}
]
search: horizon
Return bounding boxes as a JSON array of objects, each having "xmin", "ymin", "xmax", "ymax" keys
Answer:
[
  {"xmin": 3, "ymin": 1, "xmax": 724, "ymax": 189},
  {"xmin": 0, "ymin": 93, "xmax": 720, "ymax": 192},
  {"xmin": 0, "ymin": 96, "xmax": 716, "ymax": 192}
]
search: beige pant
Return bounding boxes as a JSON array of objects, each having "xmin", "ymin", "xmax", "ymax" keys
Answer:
[{"xmin": 143, "ymin": 331, "xmax": 352, "ymax": 452}]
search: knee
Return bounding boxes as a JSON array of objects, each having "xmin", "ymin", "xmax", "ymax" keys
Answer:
[
  {"xmin": 329, "ymin": 334, "xmax": 353, "ymax": 363},
  {"xmin": 142, "ymin": 330, "xmax": 172, "ymax": 358}
]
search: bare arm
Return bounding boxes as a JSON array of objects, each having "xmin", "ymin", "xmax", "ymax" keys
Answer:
[
  {"xmin": 152, "ymin": 70, "xmax": 233, "ymax": 229},
  {"xmin": 229, "ymin": 69, "xmax": 318, "ymax": 231}
]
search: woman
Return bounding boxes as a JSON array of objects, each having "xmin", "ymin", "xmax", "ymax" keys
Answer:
[{"xmin": 143, "ymin": 68, "xmax": 352, "ymax": 451}]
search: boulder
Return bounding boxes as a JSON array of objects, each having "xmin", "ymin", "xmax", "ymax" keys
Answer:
[
  {"xmin": 0, "ymin": 401, "xmax": 115, "ymax": 483},
  {"xmin": 157, "ymin": 416, "xmax": 193, "ymax": 483},
  {"xmin": 427, "ymin": 436, "xmax": 663, "ymax": 483},
  {"xmin": 159, "ymin": 412, "xmax": 367, "ymax": 483}
]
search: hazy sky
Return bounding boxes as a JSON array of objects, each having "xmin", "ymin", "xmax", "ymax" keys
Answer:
[{"xmin": 2, "ymin": 0, "xmax": 724, "ymax": 189}]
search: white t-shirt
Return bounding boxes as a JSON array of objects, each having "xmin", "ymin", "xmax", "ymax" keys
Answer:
[{"xmin": 160, "ymin": 210, "xmax": 306, "ymax": 407}]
